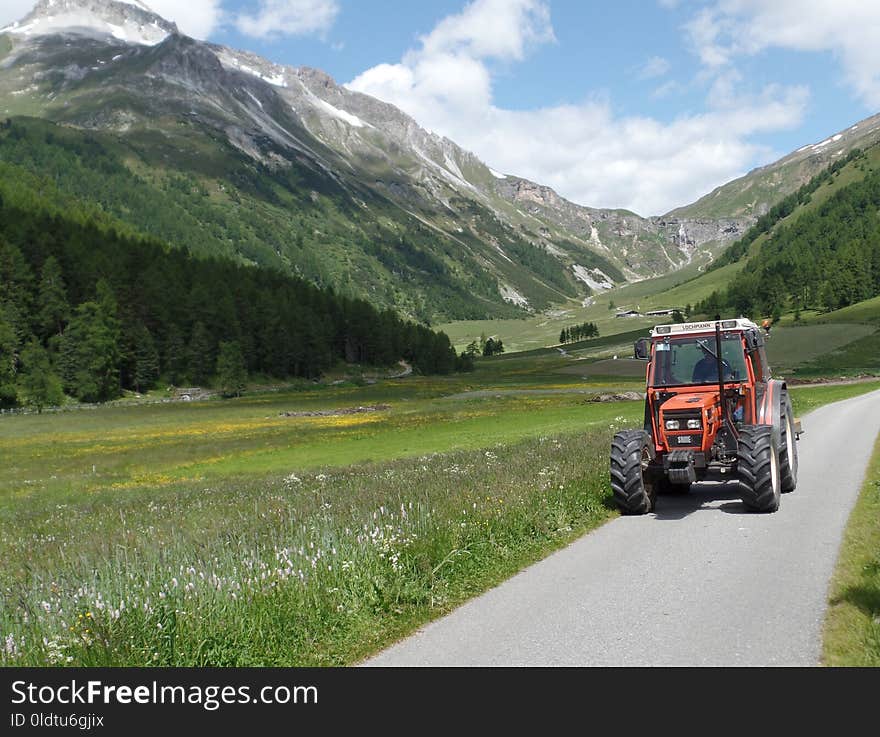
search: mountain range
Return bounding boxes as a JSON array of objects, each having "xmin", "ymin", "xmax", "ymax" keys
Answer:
[{"xmin": 2, "ymin": 0, "xmax": 880, "ymax": 323}]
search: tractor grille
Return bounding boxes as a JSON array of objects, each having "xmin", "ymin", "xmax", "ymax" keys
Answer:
[{"xmin": 662, "ymin": 411, "xmax": 703, "ymax": 449}]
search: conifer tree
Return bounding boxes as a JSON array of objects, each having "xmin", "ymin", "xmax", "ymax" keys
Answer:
[
  {"xmin": 0, "ymin": 307, "xmax": 18, "ymax": 407},
  {"xmin": 60, "ymin": 290, "xmax": 122, "ymax": 403},
  {"xmin": 37, "ymin": 256, "xmax": 69, "ymax": 342},
  {"xmin": 216, "ymin": 340, "xmax": 247, "ymax": 397},
  {"xmin": 163, "ymin": 325, "xmax": 187, "ymax": 384},
  {"xmin": 132, "ymin": 323, "xmax": 159, "ymax": 393},
  {"xmin": 18, "ymin": 340, "xmax": 64, "ymax": 412},
  {"xmin": 187, "ymin": 322, "xmax": 214, "ymax": 385}
]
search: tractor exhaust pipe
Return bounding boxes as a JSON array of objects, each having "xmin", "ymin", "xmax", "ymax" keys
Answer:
[
  {"xmin": 714, "ymin": 315, "xmax": 738, "ymax": 461},
  {"xmin": 714, "ymin": 315, "xmax": 725, "ymax": 423}
]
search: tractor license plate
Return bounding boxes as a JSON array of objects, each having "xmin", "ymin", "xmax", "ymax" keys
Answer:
[{"xmin": 677, "ymin": 435, "xmax": 693, "ymax": 444}]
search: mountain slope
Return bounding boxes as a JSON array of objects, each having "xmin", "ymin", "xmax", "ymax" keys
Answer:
[
  {"xmin": 0, "ymin": 0, "xmax": 756, "ymax": 322},
  {"xmin": 668, "ymin": 113, "xmax": 880, "ymax": 220},
  {"xmin": 691, "ymin": 142, "xmax": 880, "ymax": 317}
]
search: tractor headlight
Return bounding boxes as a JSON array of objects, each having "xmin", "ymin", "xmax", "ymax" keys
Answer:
[
  {"xmin": 665, "ymin": 419, "xmax": 680, "ymax": 430},
  {"xmin": 687, "ymin": 418, "xmax": 702, "ymax": 429}
]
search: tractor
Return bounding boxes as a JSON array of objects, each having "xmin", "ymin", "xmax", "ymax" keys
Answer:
[{"xmin": 610, "ymin": 317, "xmax": 802, "ymax": 514}]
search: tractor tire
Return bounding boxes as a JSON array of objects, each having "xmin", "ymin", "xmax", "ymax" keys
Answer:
[
  {"xmin": 610, "ymin": 429, "xmax": 656, "ymax": 514},
  {"xmin": 736, "ymin": 425, "xmax": 781, "ymax": 513},
  {"xmin": 779, "ymin": 392, "xmax": 798, "ymax": 493}
]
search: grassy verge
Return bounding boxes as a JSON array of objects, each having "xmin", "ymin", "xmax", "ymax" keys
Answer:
[{"xmin": 823, "ymin": 433, "xmax": 880, "ymax": 666}]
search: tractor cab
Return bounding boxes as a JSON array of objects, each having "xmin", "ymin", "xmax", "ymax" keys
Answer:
[
  {"xmin": 640, "ymin": 319, "xmax": 769, "ymax": 458},
  {"xmin": 611, "ymin": 318, "xmax": 801, "ymax": 515}
]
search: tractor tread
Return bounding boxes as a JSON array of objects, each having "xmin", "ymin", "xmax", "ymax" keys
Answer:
[
  {"xmin": 737, "ymin": 425, "xmax": 780, "ymax": 512},
  {"xmin": 610, "ymin": 429, "xmax": 654, "ymax": 514},
  {"xmin": 779, "ymin": 391, "xmax": 798, "ymax": 493}
]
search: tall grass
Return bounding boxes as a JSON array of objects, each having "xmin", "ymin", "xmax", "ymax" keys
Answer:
[{"xmin": 0, "ymin": 418, "xmax": 631, "ymax": 666}]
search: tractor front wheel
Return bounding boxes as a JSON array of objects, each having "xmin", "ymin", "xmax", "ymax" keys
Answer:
[
  {"xmin": 737, "ymin": 425, "xmax": 781, "ymax": 513},
  {"xmin": 610, "ymin": 429, "xmax": 656, "ymax": 514}
]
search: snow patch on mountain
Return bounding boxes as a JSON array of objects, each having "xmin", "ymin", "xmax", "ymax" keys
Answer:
[
  {"xmin": 500, "ymin": 284, "xmax": 529, "ymax": 308},
  {"xmin": 114, "ymin": 0, "xmax": 153, "ymax": 11},
  {"xmin": 244, "ymin": 89, "xmax": 263, "ymax": 110},
  {"xmin": 572, "ymin": 264, "xmax": 614, "ymax": 291},
  {"xmin": 215, "ymin": 49, "xmax": 287, "ymax": 87},
  {"xmin": 489, "ymin": 168, "xmax": 507, "ymax": 179},
  {"xmin": 411, "ymin": 144, "xmax": 477, "ymax": 193},
  {"xmin": 313, "ymin": 97, "xmax": 369, "ymax": 128},
  {"xmin": 2, "ymin": 0, "xmax": 172, "ymax": 45},
  {"xmin": 443, "ymin": 152, "xmax": 466, "ymax": 181}
]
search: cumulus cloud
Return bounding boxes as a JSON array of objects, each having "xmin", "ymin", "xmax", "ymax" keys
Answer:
[
  {"xmin": 417, "ymin": 0, "xmax": 554, "ymax": 60},
  {"xmin": 235, "ymin": 0, "xmax": 339, "ymax": 40},
  {"xmin": 349, "ymin": 0, "xmax": 807, "ymax": 215},
  {"xmin": 143, "ymin": 0, "xmax": 224, "ymax": 39},
  {"xmin": 686, "ymin": 0, "xmax": 880, "ymax": 108}
]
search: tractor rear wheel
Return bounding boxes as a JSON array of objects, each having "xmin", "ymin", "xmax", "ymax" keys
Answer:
[
  {"xmin": 779, "ymin": 392, "xmax": 798, "ymax": 493},
  {"xmin": 610, "ymin": 429, "xmax": 656, "ymax": 514},
  {"xmin": 736, "ymin": 425, "xmax": 781, "ymax": 513}
]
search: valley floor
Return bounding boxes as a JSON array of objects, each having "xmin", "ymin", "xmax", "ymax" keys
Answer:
[{"xmin": 2, "ymin": 343, "xmax": 879, "ymax": 666}]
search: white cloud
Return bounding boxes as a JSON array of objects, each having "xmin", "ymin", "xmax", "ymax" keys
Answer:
[
  {"xmin": 687, "ymin": 0, "xmax": 880, "ymax": 108},
  {"xmin": 349, "ymin": 0, "xmax": 808, "ymax": 215},
  {"xmin": 651, "ymin": 79, "xmax": 682, "ymax": 99},
  {"xmin": 639, "ymin": 55, "xmax": 671, "ymax": 79},
  {"xmin": 143, "ymin": 0, "xmax": 224, "ymax": 39},
  {"xmin": 235, "ymin": 0, "xmax": 339, "ymax": 40},
  {"xmin": 417, "ymin": 0, "xmax": 554, "ymax": 61}
]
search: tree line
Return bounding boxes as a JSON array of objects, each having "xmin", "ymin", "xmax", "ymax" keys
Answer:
[
  {"xmin": 559, "ymin": 322, "xmax": 599, "ymax": 344},
  {"xmin": 0, "ymin": 197, "xmax": 465, "ymax": 410},
  {"xmin": 460, "ymin": 334, "xmax": 505, "ymax": 359}
]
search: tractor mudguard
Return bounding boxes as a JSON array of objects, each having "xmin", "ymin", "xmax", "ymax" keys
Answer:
[{"xmin": 757, "ymin": 379, "xmax": 787, "ymax": 447}]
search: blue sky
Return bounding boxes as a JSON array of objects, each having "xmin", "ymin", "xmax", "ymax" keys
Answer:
[
  {"xmin": 4, "ymin": 0, "xmax": 880, "ymax": 214},
  {"xmin": 206, "ymin": 1, "xmax": 863, "ymax": 139}
]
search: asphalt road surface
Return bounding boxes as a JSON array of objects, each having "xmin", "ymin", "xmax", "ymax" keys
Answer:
[{"xmin": 365, "ymin": 389, "xmax": 880, "ymax": 666}]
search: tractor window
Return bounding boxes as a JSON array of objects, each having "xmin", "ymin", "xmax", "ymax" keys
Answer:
[{"xmin": 651, "ymin": 334, "xmax": 748, "ymax": 387}]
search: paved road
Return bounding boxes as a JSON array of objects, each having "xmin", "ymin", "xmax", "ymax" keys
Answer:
[{"xmin": 365, "ymin": 389, "xmax": 880, "ymax": 666}]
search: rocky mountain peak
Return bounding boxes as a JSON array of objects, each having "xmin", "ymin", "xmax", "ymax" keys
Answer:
[
  {"xmin": 3, "ymin": 0, "xmax": 177, "ymax": 45},
  {"xmin": 296, "ymin": 67, "xmax": 336, "ymax": 89}
]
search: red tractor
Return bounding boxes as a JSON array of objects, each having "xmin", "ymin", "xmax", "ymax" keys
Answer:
[{"xmin": 610, "ymin": 317, "xmax": 802, "ymax": 514}]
